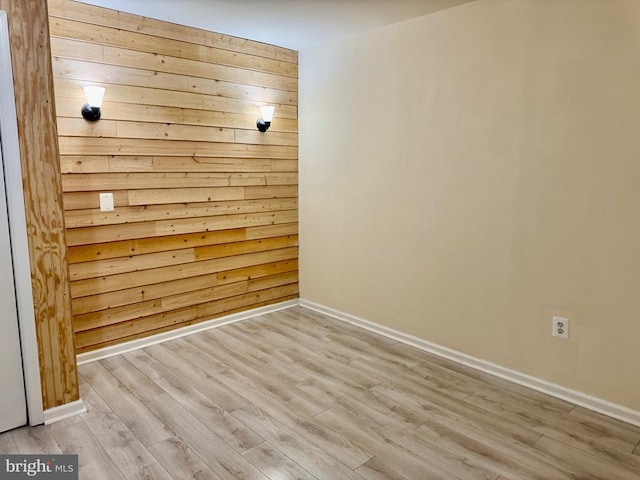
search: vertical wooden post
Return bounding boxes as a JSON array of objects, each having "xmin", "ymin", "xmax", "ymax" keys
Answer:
[{"xmin": 0, "ymin": 0, "xmax": 78, "ymax": 409}]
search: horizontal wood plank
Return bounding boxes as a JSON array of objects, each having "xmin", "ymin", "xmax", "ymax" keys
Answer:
[
  {"xmin": 69, "ymin": 248, "xmax": 196, "ymax": 281},
  {"xmin": 67, "ymin": 229, "xmax": 247, "ymax": 264},
  {"xmin": 66, "ymin": 223, "xmax": 298, "ymax": 264},
  {"xmin": 49, "ymin": 17, "xmax": 298, "ymax": 77},
  {"xmin": 74, "ymin": 281, "xmax": 250, "ymax": 332},
  {"xmin": 102, "ymin": 43, "xmax": 296, "ymax": 91},
  {"xmin": 74, "ymin": 284, "xmax": 299, "ymax": 349},
  {"xmin": 75, "ymin": 295, "xmax": 300, "ymax": 354},
  {"xmin": 52, "ymin": 52, "xmax": 297, "ymax": 94},
  {"xmin": 57, "ymin": 118, "xmax": 236, "ymax": 143},
  {"xmin": 195, "ymin": 235, "xmax": 298, "ymax": 261},
  {"xmin": 55, "ymin": 101, "xmax": 298, "ymax": 132},
  {"xmin": 72, "ymin": 258, "xmax": 298, "ymax": 316},
  {"xmin": 58, "ymin": 137, "xmax": 298, "ymax": 159},
  {"xmin": 66, "ymin": 210, "xmax": 296, "ymax": 246},
  {"xmin": 54, "ymin": 78, "xmax": 298, "ymax": 116},
  {"xmin": 154, "ymin": 210, "xmax": 298, "ymax": 236},
  {"xmin": 72, "ymin": 272, "xmax": 218, "ymax": 316},
  {"xmin": 70, "ymin": 247, "xmax": 299, "ymax": 298},
  {"xmin": 57, "ymin": 118, "xmax": 298, "ymax": 146},
  {"xmin": 60, "ymin": 158, "xmax": 297, "ymax": 184},
  {"xmin": 63, "ymin": 190, "xmax": 130, "ymax": 210},
  {"xmin": 48, "ymin": 0, "xmax": 298, "ymax": 64},
  {"xmin": 63, "ymin": 173, "xmax": 233, "ymax": 193},
  {"xmin": 127, "ymin": 187, "xmax": 244, "ymax": 206},
  {"xmin": 64, "ymin": 198, "xmax": 298, "ymax": 228}
]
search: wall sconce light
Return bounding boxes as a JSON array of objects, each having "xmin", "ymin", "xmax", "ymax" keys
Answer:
[
  {"xmin": 256, "ymin": 105, "xmax": 275, "ymax": 132},
  {"xmin": 81, "ymin": 86, "xmax": 105, "ymax": 121}
]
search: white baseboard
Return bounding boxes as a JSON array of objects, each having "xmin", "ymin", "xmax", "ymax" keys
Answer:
[
  {"xmin": 43, "ymin": 399, "xmax": 87, "ymax": 425},
  {"xmin": 299, "ymin": 299, "xmax": 640, "ymax": 428},
  {"xmin": 76, "ymin": 299, "xmax": 299, "ymax": 366}
]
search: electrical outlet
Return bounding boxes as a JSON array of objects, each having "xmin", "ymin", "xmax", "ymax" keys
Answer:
[
  {"xmin": 99, "ymin": 192, "xmax": 114, "ymax": 212},
  {"xmin": 552, "ymin": 316, "xmax": 569, "ymax": 339}
]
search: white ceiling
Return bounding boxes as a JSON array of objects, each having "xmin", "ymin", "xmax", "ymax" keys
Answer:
[{"xmin": 77, "ymin": 0, "xmax": 477, "ymax": 51}]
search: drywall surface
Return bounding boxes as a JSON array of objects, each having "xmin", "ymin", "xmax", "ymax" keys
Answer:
[{"xmin": 299, "ymin": 0, "xmax": 640, "ymax": 410}]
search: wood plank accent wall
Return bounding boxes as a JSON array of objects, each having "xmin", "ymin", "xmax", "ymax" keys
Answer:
[
  {"xmin": 47, "ymin": 0, "xmax": 299, "ymax": 354},
  {"xmin": 0, "ymin": 0, "xmax": 78, "ymax": 409}
]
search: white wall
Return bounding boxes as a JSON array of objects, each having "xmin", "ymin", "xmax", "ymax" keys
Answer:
[{"xmin": 299, "ymin": 0, "xmax": 640, "ymax": 410}]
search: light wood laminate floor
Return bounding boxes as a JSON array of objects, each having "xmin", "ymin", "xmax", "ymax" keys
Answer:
[{"xmin": 2, "ymin": 307, "xmax": 640, "ymax": 479}]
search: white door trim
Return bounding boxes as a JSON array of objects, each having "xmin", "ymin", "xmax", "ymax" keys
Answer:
[{"xmin": 0, "ymin": 11, "xmax": 44, "ymax": 426}]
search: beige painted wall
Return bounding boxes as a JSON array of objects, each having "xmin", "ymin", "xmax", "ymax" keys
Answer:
[{"xmin": 299, "ymin": 0, "xmax": 640, "ymax": 410}]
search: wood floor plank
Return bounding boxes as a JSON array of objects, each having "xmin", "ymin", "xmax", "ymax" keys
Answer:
[
  {"xmin": 185, "ymin": 332, "xmax": 331, "ymax": 417},
  {"xmin": 369, "ymin": 382, "xmax": 541, "ymax": 446},
  {"xmin": 0, "ymin": 431, "xmax": 19, "ymax": 454},
  {"xmin": 144, "ymin": 342, "xmax": 250, "ymax": 412},
  {"xmin": 373, "ymin": 416, "xmax": 499, "ymax": 480},
  {"xmin": 11, "ymin": 425, "xmax": 62, "ymax": 454},
  {"xmin": 354, "ymin": 338, "xmax": 573, "ymax": 416},
  {"xmin": 78, "ymin": 362, "xmax": 174, "ymax": 446},
  {"xmin": 349, "ymin": 356, "xmax": 475, "ymax": 401},
  {"xmin": 239, "ymin": 322, "xmax": 379, "ymax": 399},
  {"xmin": 403, "ymin": 423, "xmax": 535, "ymax": 480},
  {"xmin": 355, "ymin": 456, "xmax": 416, "ymax": 480},
  {"xmin": 534, "ymin": 435, "xmax": 640, "ymax": 480},
  {"xmin": 415, "ymin": 350, "xmax": 576, "ymax": 413},
  {"xmin": 567, "ymin": 406, "xmax": 640, "ymax": 451},
  {"xmin": 276, "ymin": 308, "xmax": 335, "ymax": 339},
  {"xmin": 123, "ymin": 349, "xmax": 264, "ymax": 454},
  {"xmin": 99, "ymin": 356, "xmax": 166, "ymax": 402},
  {"xmin": 414, "ymin": 416, "xmax": 584, "ymax": 480},
  {"xmin": 295, "ymin": 377, "xmax": 344, "ymax": 406},
  {"xmin": 464, "ymin": 388, "xmax": 574, "ymax": 425},
  {"xmin": 149, "ymin": 436, "xmax": 224, "ymax": 480},
  {"xmin": 145, "ymin": 393, "xmax": 268, "ymax": 480},
  {"xmin": 328, "ymin": 388, "xmax": 506, "ymax": 480},
  {"xmin": 207, "ymin": 327, "xmax": 309, "ymax": 383},
  {"xmin": 323, "ymin": 330, "xmax": 421, "ymax": 368},
  {"xmin": 232, "ymin": 404, "xmax": 366, "ymax": 480},
  {"xmin": 244, "ymin": 325, "xmax": 382, "ymax": 398},
  {"xmin": 350, "ymin": 360, "xmax": 541, "ymax": 446},
  {"xmin": 530, "ymin": 417, "xmax": 640, "ymax": 469},
  {"xmin": 176, "ymin": 336, "xmax": 372, "ymax": 470},
  {"xmin": 259, "ymin": 319, "xmax": 357, "ymax": 365},
  {"xmin": 221, "ymin": 323, "xmax": 309, "ymax": 371},
  {"xmin": 314, "ymin": 405, "xmax": 477, "ymax": 480},
  {"xmin": 286, "ymin": 307, "xmax": 397, "ymax": 347},
  {"xmin": 234, "ymin": 319, "xmax": 347, "ymax": 373},
  {"xmin": 79, "ymin": 382, "xmax": 174, "ymax": 480},
  {"xmin": 48, "ymin": 416, "xmax": 126, "ymax": 480},
  {"xmin": 103, "ymin": 355, "xmax": 267, "ymax": 480},
  {"xmin": 223, "ymin": 322, "xmax": 312, "ymax": 376},
  {"xmin": 462, "ymin": 387, "xmax": 640, "ymax": 462},
  {"xmin": 242, "ymin": 442, "xmax": 317, "ymax": 480}
]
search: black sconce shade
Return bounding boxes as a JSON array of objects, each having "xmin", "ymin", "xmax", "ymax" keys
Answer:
[
  {"xmin": 81, "ymin": 104, "xmax": 101, "ymax": 121},
  {"xmin": 257, "ymin": 119, "xmax": 271, "ymax": 132},
  {"xmin": 81, "ymin": 86, "xmax": 105, "ymax": 122},
  {"xmin": 257, "ymin": 105, "xmax": 275, "ymax": 133}
]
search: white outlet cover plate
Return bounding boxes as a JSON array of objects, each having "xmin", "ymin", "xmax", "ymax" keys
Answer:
[
  {"xmin": 552, "ymin": 316, "xmax": 569, "ymax": 339},
  {"xmin": 99, "ymin": 192, "xmax": 114, "ymax": 212}
]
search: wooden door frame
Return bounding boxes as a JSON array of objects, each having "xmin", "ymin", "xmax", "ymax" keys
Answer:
[{"xmin": 0, "ymin": 11, "xmax": 44, "ymax": 426}]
